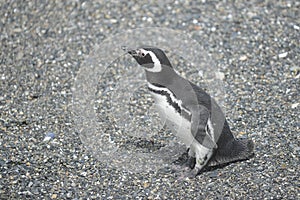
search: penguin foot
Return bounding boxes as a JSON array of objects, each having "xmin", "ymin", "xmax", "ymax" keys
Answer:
[
  {"xmin": 186, "ymin": 165, "xmax": 208, "ymax": 178},
  {"xmin": 187, "ymin": 156, "xmax": 196, "ymax": 169},
  {"xmin": 172, "ymin": 151, "xmax": 196, "ymax": 169},
  {"xmin": 172, "ymin": 151, "xmax": 189, "ymax": 166}
]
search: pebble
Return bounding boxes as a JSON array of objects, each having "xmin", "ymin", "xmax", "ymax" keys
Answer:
[
  {"xmin": 66, "ymin": 192, "xmax": 72, "ymax": 198},
  {"xmin": 290, "ymin": 66, "xmax": 300, "ymax": 74},
  {"xmin": 42, "ymin": 132, "xmax": 55, "ymax": 143},
  {"xmin": 278, "ymin": 52, "xmax": 288, "ymax": 58},
  {"xmin": 291, "ymin": 103, "xmax": 299, "ymax": 109},
  {"xmin": 215, "ymin": 71, "xmax": 225, "ymax": 80},
  {"xmin": 239, "ymin": 55, "xmax": 248, "ymax": 61},
  {"xmin": 293, "ymin": 25, "xmax": 300, "ymax": 30},
  {"xmin": 28, "ymin": 182, "xmax": 33, "ymax": 187}
]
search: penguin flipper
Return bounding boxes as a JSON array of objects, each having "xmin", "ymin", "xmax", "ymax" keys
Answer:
[{"xmin": 208, "ymin": 138, "xmax": 254, "ymax": 167}]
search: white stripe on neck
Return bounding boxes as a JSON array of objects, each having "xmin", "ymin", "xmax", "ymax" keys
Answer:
[
  {"xmin": 147, "ymin": 83, "xmax": 191, "ymax": 117},
  {"xmin": 148, "ymin": 83, "xmax": 181, "ymax": 104}
]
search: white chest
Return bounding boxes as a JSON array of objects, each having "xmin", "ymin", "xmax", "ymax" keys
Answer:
[{"xmin": 149, "ymin": 91, "xmax": 194, "ymax": 146}]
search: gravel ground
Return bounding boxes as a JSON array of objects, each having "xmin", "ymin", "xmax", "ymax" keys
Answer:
[{"xmin": 1, "ymin": 0, "xmax": 299, "ymax": 199}]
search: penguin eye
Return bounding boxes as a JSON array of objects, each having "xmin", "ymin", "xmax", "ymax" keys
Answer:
[{"xmin": 141, "ymin": 52, "xmax": 145, "ymax": 57}]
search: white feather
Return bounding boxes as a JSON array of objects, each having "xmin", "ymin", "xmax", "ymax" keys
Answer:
[
  {"xmin": 140, "ymin": 49, "xmax": 162, "ymax": 72},
  {"xmin": 148, "ymin": 83, "xmax": 193, "ymax": 146}
]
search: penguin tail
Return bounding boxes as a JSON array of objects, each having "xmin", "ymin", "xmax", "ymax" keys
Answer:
[
  {"xmin": 230, "ymin": 138, "xmax": 254, "ymax": 160},
  {"xmin": 208, "ymin": 138, "xmax": 254, "ymax": 167}
]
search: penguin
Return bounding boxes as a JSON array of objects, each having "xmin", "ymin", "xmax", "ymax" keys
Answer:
[{"xmin": 128, "ymin": 47, "xmax": 254, "ymax": 176}]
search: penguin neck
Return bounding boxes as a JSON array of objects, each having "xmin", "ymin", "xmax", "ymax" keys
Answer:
[{"xmin": 145, "ymin": 66, "xmax": 180, "ymax": 87}]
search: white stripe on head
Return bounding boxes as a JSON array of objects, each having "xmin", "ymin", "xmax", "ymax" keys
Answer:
[{"xmin": 140, "ymin": 49, "xmax": 162, "ymax": 72}]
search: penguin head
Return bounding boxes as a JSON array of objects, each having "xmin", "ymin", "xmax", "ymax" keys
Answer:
[{"xmin": 128, "ymin": 47, "xmax": 173, "ymax": 73}]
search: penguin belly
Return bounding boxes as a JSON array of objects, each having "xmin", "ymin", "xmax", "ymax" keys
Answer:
[{"xmin": 149, "ymin": 91, "xmax": 195, "ymax": 147}]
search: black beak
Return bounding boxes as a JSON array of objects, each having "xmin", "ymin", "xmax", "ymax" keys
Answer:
[{"xmin": 128, "ymin": 49, "xmax": 138, "ymax": 56}]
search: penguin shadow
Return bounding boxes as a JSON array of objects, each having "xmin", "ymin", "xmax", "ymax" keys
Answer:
[
  {"xmin": 173, "ymin": 150, "xmax": 255, "ymax": 174},
  {"xmin": 119, "ymin": 137, "xmax": 165, "ymax": 153}
]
